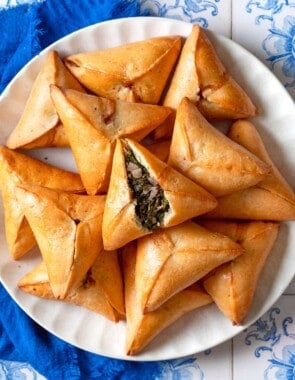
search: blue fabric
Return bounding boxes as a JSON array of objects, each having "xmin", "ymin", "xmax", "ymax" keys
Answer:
[
  {"xmin": 0, "ymin": 1, "xmax": 165, "ymax": 379},
  {"xmin": 0, "ymin": 285, "xmax": 163, "ymax": 379},
  {"xmin": 0, "ymin": 0, "xmax": 139, "ymax": 93}
]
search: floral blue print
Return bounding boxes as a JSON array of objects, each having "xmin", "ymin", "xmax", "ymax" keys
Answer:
[
  {"xmin": 140, "ymin": 0, "xmax": 220, "ymax": 27},
  {"xmin": 0, "ymin": 360, "xmax": 41, "ymax": 379},
  {"xmin": 156, "ymin": 357, "xmax": 204, "ymax": 380},
  {"xmin": 246, "ymin": 1, "xmax": 295, "ymax": 89},
  {"xmin": 244, "ymin": 307, "xmax": 295, "ymax": 380},
  {"xmin": 245, "ymin": 308, "xmax": 281, "ymax": 349},
  {"xmin": 266, "ymin": 345, "xmax": 295, "ymax": 379},
  {"xmin": 263, "ymin": 15, "xmax": 295, "ymax": 87},
  {"xmin": 246, "ymin": 0, "xmax": 293, "ymax": 15}
]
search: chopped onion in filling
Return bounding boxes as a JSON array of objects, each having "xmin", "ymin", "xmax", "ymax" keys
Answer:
[{"xmin": 124, "ymin": 146, "xmax": 170, "ymax": 230}]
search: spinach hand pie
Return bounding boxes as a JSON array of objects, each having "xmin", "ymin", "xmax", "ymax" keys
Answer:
[
  {"xmin": 205, "ymin": 120, "xmax": 295, "ymax": 220},
  {"xmin": 122, "ymin": 242, "xmax": 212, "ymax": 355},
  {"xmin": 102, "ymin": 138, "xmax": 217, "ymax": 250},
  {"xmin": 65, "ymin": 36, "xmax": 182, "ymax": 104},
  {"xmin": 50, "ymin": 85, "xmax": 172, "ymax": 195},
  {"xmin": 163, "ymin": 25, "xmax": 257, "ymax": 119},
  {"xmin": 168, "ymin": 98, "xmax": 271, "ymax": 197},
  {"xmin": 135, "ymin": 220, "xmax": 244, "ymax": 313},
  {"xmin": 15, "ymin": 184, "xmax": 106, "ymax": 299},
  {"xmin": 6, "ymin": 51, "xmax": 86, "ymax": 149},
  {"xmin": 200, "ymin": 220, "xmax": 279, "ymax": 325},
  {"xmin": 18, "ymin": 249, "xmax": 125, "ymax": 323},
  {"xmin": 0, "ymin": 146, "xmax": 84, "ymax": 260}
]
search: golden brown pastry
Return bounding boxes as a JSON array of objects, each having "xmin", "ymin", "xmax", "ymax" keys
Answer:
[
  {"xmin": 135, "ymin": 220, "xmax": 244, "ymax": 313},
  {"xmin": 65, "ymin": 36, "xmax": 181, "ymax": 104},
  {"xmin": 122, "ymin": 242, "xmax": 212, "ymax": 355},
  {"xmin": 50, "ymin": 85, "xmax": 173, "ymax": 195},
  {"xmin": 200, "ymin": 220, "xmax": 279, "ymax": 325},
  {"xmin": 15, "ymin": 184, "xmax": 105, "ymax": 299},
  {"xmin": 145, "ymin": 139, "xmax": 171, "ymax": 163},
  {"xmin": 18, "ymin": 249, "xmax": 125, "ymax": 322},
  {"xmin": 163, "ymin": 25, "xmax": 257, "ymax": 119},
  {"xmin": 6, "ymin": 51, "xmax": 85, "ymax": 149},
  {"xmin": 0, "ymin": 146, "xmax": 84, "ymax": 260},
  {"xmin": 102, "ymin": 138, "xmax": 217, "ymax": 250},
  {"xmin": 205, "ymin": 120, "xmax": 295, "ymax": 220},
  {"xmin": 151, "ymin": 111, "xmax": 176, "ymax": 140},
  {"xmin": 168, "ymin": 98, "xmax": 270, "ymax": 197}
]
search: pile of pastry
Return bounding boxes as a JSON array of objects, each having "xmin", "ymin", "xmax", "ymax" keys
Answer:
[{"xmin": 1, "ymin": 24, "xmax": 294, "ymax": 356}]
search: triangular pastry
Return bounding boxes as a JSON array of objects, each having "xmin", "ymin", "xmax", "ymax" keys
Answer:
[
  {"xmin": 50, "ymin": 85, "xmax": 173, "ymax": 195},
  {"xmin": 168, "ymin": 98, "xmax": 270, "ymax": 197},
  {"xmin": 0, "ymin": 146, "xmax": 84, "ymax": 260},
  {"xmin": 102, "ymin": 138, "xmax": 217, "ymax": 250},
  {"xmin": 122, "ymin": 242, "xmax": 212, "ymax": 355},
  {"xmin": 65, "ymin": 36, "xmax": 181, "ymax": 104},
  {"xmin": 18, "ymin": 249, "xmax": 125, "ymax": 322},
  {"xmin": 200, "ymin": 220, "xmax": 279, "ymax": 324},
  {"xmin": 205, "ymin": 120, "xmax": 295, "ymax": 220},
  {"xmin": 15, "ymin": 184, "xmax": 105, "ymax": 299},
  {"xmin": 163, "ymin": 25, "xmax": 257, "ymax": 119},
  {"xmin": 6, "ymin": 51, "xmax": 85, "ymax": 149},
  {"xmin": 135, "ymin": 220, "xmax": 244, "ymax": 313}
]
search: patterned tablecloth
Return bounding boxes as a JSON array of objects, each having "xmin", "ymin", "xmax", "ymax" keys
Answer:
[{"xmin": 0, "ymin": 1, "xmax": 294, "ymax": 379}]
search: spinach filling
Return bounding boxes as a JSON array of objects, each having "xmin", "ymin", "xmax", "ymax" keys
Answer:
[{"xmin": 124, "ymin": 147, "xmax": 170, "ymax": 231}]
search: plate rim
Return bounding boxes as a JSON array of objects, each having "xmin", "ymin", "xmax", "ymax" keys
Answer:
[{"xmin": 0, "ymin": 16, "xmax": 294, "ymax": 361}]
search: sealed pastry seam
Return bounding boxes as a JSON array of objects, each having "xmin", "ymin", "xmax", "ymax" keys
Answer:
[
  {"xmin": 144, "ymin": 245, "xmax": 242, "ymax": 313},
  {"xmin": 70, "ymin": 37, "xmax": 181, "ymax": 81},
  {"xmin": 254, "ymin": 186, "xmax": 295, "ymax": 207},
  {"xmin": 240, "ymin": 223, "xmax": 281, "ymax": 243},
  {"xmin": 15, "ymin": 184, "xmax": 105, "ymax": 299},
  {"xmin": 136, "ymin": 221, "xmax": 244, "ymax": 313},
  {"xmin": 65, "ymin": 36, "xmax": 182, "ymax": 103},
  {"xmin": 18, "ymin": 257, "xmax": 124, "ymax": 322},
  {"xmin": 163, "ymin": 25, "xmax": 257, "ymax": 119},
  {"xmin": 6, "ymin": 51, "xmax": 86, "ymax": 149},
  {"xmin": 168, "ymin": 98, "xmax": 270, "ymax": 197},
  {"xmin": 103, "ymin": 136, "xmax": 218, "ymax": 249}
]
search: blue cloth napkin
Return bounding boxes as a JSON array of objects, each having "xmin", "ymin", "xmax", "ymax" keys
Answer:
[
  {"xmin": 0, "ymin": 0, "xmax": 139, "ymax": 92},
  {"xmin": 0, "ymin": 284, "xmax": 163, "ymax": 379},
  {"xmin": 0, "ymin": 1, "xmax": 169, "ymax": 379}
]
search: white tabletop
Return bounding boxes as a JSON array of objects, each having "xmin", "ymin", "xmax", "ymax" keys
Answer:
[{"xmin": 0, "ymin": 1, "xmax": 294, "ymax": 379}]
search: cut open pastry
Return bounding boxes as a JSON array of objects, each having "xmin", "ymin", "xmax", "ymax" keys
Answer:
[
  {"xmin": 102, "ymin": 138, "xmax": 217, "ymax": 250},
  {"xmin": 65, "ymin": 36, "xmax": 181, "ymax": 104},
  {"xmin": 135, "ymin": 220, "xmax": 244, "ymax": 313},
  {"xmin": 18, "ymin": 249, "xmax": 125, "ymax": 322},
  {"xmin": 168, "ymin": 98, "xmax": 270, "ymax": 197},
  {"xmin": 6, "ymin": 51, "xmax": 85, "ymax": 149},
  {"xmin": 205, "ymin": 120, "xmax": 295, "ymax": 220},
  {"xmin": 122, "ymin": 242, "xmax": 212, "ymax": 355},
  {"xmin": 163, "ymin": 25, "xmax": 257, "ymax": 119},
  {"xmin": 200, "ymin": 220, "xmax": 279, "ymax": 325},
  {"xmin": 50, "ymin": 85, "xmax": 173, "ymax": 195},
  {"xmin": 15, "ymin": 184, "xmax": 105, "ymax": 299},
  {"xmin": 0, "ymin": 146, "xmax": 84, "ymax": 260}
]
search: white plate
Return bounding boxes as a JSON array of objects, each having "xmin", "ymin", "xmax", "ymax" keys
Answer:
[{"xmin": 0, "ymin": 17, "xmax": 294, "ymax": 361}]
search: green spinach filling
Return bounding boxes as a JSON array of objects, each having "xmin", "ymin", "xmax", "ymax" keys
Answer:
[{"xmin": 124, "ymin": 147, "xmax": 170, "ymax": 231}]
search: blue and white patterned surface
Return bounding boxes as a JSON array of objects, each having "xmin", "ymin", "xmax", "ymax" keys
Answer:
[
  {"xmin": 233, "ymin": 0, "xmax": 295, "ymax": 98},
  {"xmin": 0, "ymin": 360, "xmax": 46, "ymax": 379},
  {"xmin": 0, "ymin": 0, "xmax": 294, "ymax": 379},
  {"xmin": 140, "ymin": 0, "xmax": 220, "ymax": 27}
]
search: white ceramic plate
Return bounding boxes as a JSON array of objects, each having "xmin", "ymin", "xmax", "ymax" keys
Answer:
[{"xmin": 0, "ymin": 17, "xmax": 294, "ymax": 361}]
